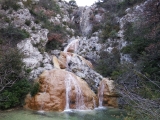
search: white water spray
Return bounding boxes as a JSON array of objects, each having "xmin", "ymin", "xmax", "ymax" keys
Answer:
[
  {"xmin": 64, "ymin": 74, "xmax": 86, "ymax": 110},
  {"xmin": 98, "ymin": 84, "xmax": 104, "ymax": 107},
  {"xmin": 64, "ymin": 39, "xmax": 79, "ymax": 53},
  {"xmin": 65, "ymin": 75, "xmax": 71, "ymax": 110}
]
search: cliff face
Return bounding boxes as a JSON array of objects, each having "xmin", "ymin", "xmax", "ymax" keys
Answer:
[
  {"xmin": 0, "ymin": 0, "xmax": 152, "ymax": 111},
  {"xmin": 0, "ymin": 0, "xmax": 140, "ymax": 79}
]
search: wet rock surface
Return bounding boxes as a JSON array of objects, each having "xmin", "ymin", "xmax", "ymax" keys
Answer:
[{"xmin": 25, "ymin": 69, "xmax": 97, "ymax": 111}]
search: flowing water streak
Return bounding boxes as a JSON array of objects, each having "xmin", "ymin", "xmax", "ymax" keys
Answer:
[
  {"xmin": 65, "ymin": 75, "xmax": 71, "ymax": 110},
  {"xmin": 65, "ymin": 74, "xmax": 86, "ymax": 110},
  {"xmin": 71, "ymin": 75, "xmax": 86, "ymax": 109},
  {"xmin": 98, "ymin": 84, "xmax": 105, "ymax": 107},
  {"xmin": 92, "ymin": 97, "xmax": 96, "ymax": 108},
  {"xmin": 66, "ymin": 54, "xmax": 71, "ymax": 68},
  {"xmin": 40, "ymin": 85, "xmax": 48, "ymax": 111},
  {"xmin": 64, "ymin": 39, "xmax": 79, "ymax": 53}
]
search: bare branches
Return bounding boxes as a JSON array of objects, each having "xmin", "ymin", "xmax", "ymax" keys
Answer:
[
  {"xmin": 0, "ymin": 47, "xmax": 25, "ymax": 94},
  {"xmin": 116, "ymin": 68, "xmax": 160, "ymax": 119}
]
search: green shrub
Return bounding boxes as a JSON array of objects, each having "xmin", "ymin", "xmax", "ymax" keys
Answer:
[
  {"xmin": 25, "ymin": 19, "xmax": 31, "ymax": 26},
  {"xmin": 0, "ymin": 25, "xmax": 30, "ymax": 45},
  {"xmin": 92, "ymin": 24, "xmax": 102, "ymax": 33},
  {"xmin": 34, "ymin": 19, "xmax": 40, "ymax": 24},
  {"xmin": 23, "ymin": 0, "xmax": 33, "ymax": 7},
  {"xmin": 0, "ymin": 79, "xmax": 31, "ymax": 109},
  {"xmin": 1, "ymin": 0, "xmax": 21, "ymax": 11},
  {"xmin": 121, "ymin": 46, "xmax": 132, "ymax": 54},
  {"xmin": 31, "ymin": 26, "xmax": 36, "ymax": 30},
  {"xmin": 46, "ymin": 40, "xmax": 61, "ymax": 51},
  {"xmin": 4, "ymin": 17, "xmax": 11, "ymax": 23},
  {"xmin": 95, "ymin": 48, "xmax": 120, "ymax": 77},
  {"xmin": 123, "ymin": 22, "xmax": 151, "ymax": 60},
  {"xmin": 30, "ymin": 83, "xmax": 40, "ymax": 97},
  {"xmin": 38, "ymin": 0, "xmax": 60, "ymax": 12},
  {"xmin": 0, "ymin": 47, "xmax": 31, "ymax": 110},
  {"xmin": 100, "ymin": 16, "xmax": 120, "ymax": 42}
]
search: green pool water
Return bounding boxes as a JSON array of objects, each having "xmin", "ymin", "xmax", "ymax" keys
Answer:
[{"xmin": 0, "ymin": 107, "xmax": 126, "ymax": 120}]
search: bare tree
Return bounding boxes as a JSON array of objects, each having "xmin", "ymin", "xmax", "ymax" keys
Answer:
[
  {"xmin": 0, "ymin": 45, "xmax": 25, "ymax": 98},
  {"xmin": 116, "ymin": 64, "xmax": 160, "ymax": 120}
]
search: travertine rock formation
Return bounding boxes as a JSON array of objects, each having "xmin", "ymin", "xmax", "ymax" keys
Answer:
[
  {"xmin": 25, "ymin": 69, "xmax": 97, "ymax": 111},
  {"xmin": 98, "ymin": 78, "xmax": 119, "ymax": 108}
]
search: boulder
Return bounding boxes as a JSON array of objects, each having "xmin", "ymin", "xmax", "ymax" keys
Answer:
[
  {"xmin": 25, "ymin": 69, "xmax": 97, "ymax": 111},
  {"xmin": 98, "ymin": 78, "xmax": 119, "ymax": 108},
  {"xmin": 57, "ymin": 52, "xmax": 102, "ymax": 93}
]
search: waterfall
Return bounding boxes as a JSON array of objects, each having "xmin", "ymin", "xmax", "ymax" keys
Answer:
[
  {"xmin": 79, "ymin": 7, "xmax": 92, "ymax": 36},
  {"xmin": 63, "ymin": 39, "xmax": 79, "ymax": 53},
  {"xmin": 98, "ymin": 84, "xmax": 104, "ymax": 108},
  {"xmin": 64, "ymin": 74, "xmax": 86, "ymax": 110},
  {"xmin": 65, "ymin": 75, "xmax": 71, "ymax": 110},
  {"xmin": 92, "ymin": 97, "xmax": 96, "ymax": 109}
]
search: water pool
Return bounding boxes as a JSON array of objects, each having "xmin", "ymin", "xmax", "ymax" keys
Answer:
[{"xmin": 0, "ymin": 107, "xmax": 126, "ymax": 120}]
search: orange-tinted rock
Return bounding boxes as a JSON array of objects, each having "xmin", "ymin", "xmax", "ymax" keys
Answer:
[
  {"xmin": 24, "ymin": 69, "xmax": 97, "ymax": 111},
  {"xmin": 98, "ymin": 78, "xmax": 118, "ymax": 108},
  {"xmin": 58, "ymin": 52, "xmax": 72, "ymax": 69},
  {"xmin": 58, "ymin": 52, "xmax": 93, "ymax": 69},
  {"xmin": 52, "ymin": 56, "xmax": 60, "ymax": 69}
]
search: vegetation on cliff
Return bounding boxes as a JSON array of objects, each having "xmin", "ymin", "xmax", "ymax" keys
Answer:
[
  {"xmin": 0, "ymin": 0, "xmax": 159, "ymax": 119},
  {"xmin": 95, "ymin": 0, "xmax": 160, "ymax": 119},
  {"xmin": 0, "ymin": 25, "xmax": 31, "ymax": 109}
]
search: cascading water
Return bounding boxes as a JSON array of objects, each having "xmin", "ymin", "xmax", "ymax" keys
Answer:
[
  {"xmin": 79, "ymin": 7, "xmax": 93, "ymax": 36},
  {"xmin": 65, "ymin": 75, "xmax": 71, "ymax": 110},
  {"xmin": 64, "ymin": 74, "xmax": 86, "ymax": 110},
  {"xmin": 98, "ymin": 84, "xmax": 105, "ymax": 108},
  {"xmin": 63, "ymin": 39, "xmax": 79, "ymax": 53},
  {"xmin": 92, "ymin": 97, "xmax": 96, "ymax": 109}
]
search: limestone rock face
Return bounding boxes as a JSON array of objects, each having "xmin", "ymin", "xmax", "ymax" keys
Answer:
[
  {"xmin": 56, "ymin": 52, "xmax": 102, "ymax": 93},
  {"xmin": 98, "ymin": 78, "xmax": 119, "ymax": 108},
  {"xmin": 76, "ymin": 37, "xmax": 102, "ymax": 61},
  {"xmin": 25, "ymin": 69, "xmax": 97, "ymax": 111},
  {"xmin": 9, "ymin": 5, "xmax": 54, "ymax": 80}
]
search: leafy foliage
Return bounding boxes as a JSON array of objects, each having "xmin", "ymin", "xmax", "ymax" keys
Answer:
[
  {"xmin": 30, "ymin": 83, "xmax": 40, "ymax": 97},
  {"xmin": 0, "ymin": 47, "xmax": 31, "ymax": 109},
  {"xmin": 101, "ymin": 21, "xmax": 120, "ymax": 41},
  {"xmin": 96, "ymin": 0, "xmax": 160, "ymax": 119},
  {"xmin": 1, "ymin": 0, "xmax": 21, "ymax": 11},
  {"xmin": 0, "ymin": 79, "xmax": 31, "ymax": 109},
  {"xmin": 96, "ymin": 48, "xmax": 120, "ymax": 77},
  {"xmin": 38, "ymin": 0, "xmax": 60, "ymax": 12},
  {"xmin": 46, "ymin": 40, "xmax": 61, "ymax": 51},
  {"xmin": 0, "ymin": 23, "xmax": 31, "ymax": 109},
  {"xmin": 25, "ymin": 19, "xmax": 31, "ymax": 26},
  {"xmin": 0, "ymin": 25, "xmax": 30, "ymax": 46},
  {"xmin": 117, "ymin": 0, "xmax": 160, "ymax": 119}
]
